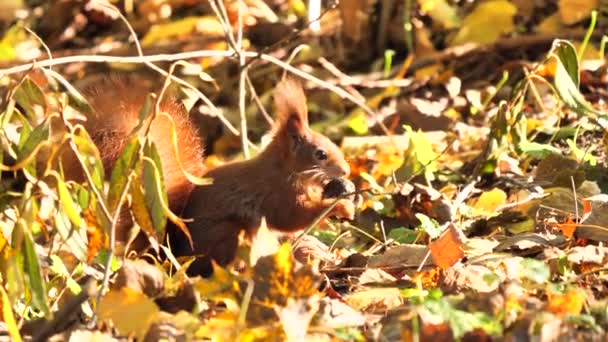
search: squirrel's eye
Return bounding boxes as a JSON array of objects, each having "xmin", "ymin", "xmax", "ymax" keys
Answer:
[{"xmin": 314, "ymin": 149, "xmax": 328, "ymax": 161}]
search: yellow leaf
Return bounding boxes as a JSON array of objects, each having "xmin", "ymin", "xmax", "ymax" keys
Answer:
[
  {"xmin": 547, "ymin": 288, "xmax": 586, "ymax": 316},
  {"xmin": 98, "ymin": 287, "xmax": 160, "ymax": 339},
  {"xmin": 450, "ymin": 0, "xmax": 517, "ymax": 46},
  {"xmin": 345, "ymin": 288, "xmax": 403, "ymax": 311},
  {"xmin": 537, "ymin": 13, "xmax": 565, "ymax": 35},
  {"xmin": 194, "ymin": 263, "xmax": 241, "ymax": 303},
  {"xmin": 559, "ymin": 0, "xmax": 598, "ymax": 25},
  {"xmin": 474, "ymin": 188, "xmax": 507, "ymax": 213},
  {"xmin": 0, "ymin": 284, "xmax": 21, "ymax": 342},
  {"xmin": 141, "ymin": 17, "xmax": 224, "ymax": 46},
  {"xmin": 417, "ymin": 0, "xmax": 461, "ymax": 29}
]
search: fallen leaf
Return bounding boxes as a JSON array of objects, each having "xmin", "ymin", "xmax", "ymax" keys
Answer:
[
  {"xmin": 547, "ymin": 288, "xmax": 586, "ymax": 316},
  {"xmin": 442, "ymin": 264, "xmax": 499, "ymax": 293},
  {"xmin": 316, "ymin": 298, "xmax": 366, "ymax": 328},
  {"xmin": 98, "ymin": 287, "xmax": 160, "ymax": 339},
  {"xmin": 368, "ymin": 244, "xmax": 434, "ymax": 269},
  {"xmin": 558, "ymin": 0, "xmax": 598, "ymax": 25},
  {"xmin": 553, "ymin": 216, "xmax": 577, "ymax": 238},
  {"xmin": 429, "ymin": 225, "xmax": 465, "ymax": 269},
  {"xmin": 345, "ymin": 288, "xmax": 403, "ymax": 312},
  {"xmin": 450, "ymin": 0, "xmax": 517, "ymax": 46},
  {"xmin": 474, "ymin": 188, "xmax": 507, "ymax": 214}
]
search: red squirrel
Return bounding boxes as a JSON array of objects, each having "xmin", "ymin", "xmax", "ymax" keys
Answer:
[{"xmin": 75, "ymin": 76, "xmax": 355, "ymax": 275}]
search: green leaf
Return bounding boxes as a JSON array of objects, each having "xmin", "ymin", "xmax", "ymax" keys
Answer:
[
  {"xmin": 49, "ymin": 255, "xmax": 81, "ymax": 294},
  {"xmin": 14, "ymin": 77, "xmax": 47, "ymax": 119},
  {"xmin": 130, "ymin": 175, "xmax": 158, "ymax": 242},
  {"xmin": 56, "ymin": 174, "xmax": 85, "ymax": 228},
  {"xmin": 20, "ymin": 221, "xmax": 50, "ymax": 317},
  {"xmin": 16, "ymin": 120, "xmax": 49, "ymax": 171},
  {"xmin": 424, "ymin": 296, "xmax": 502, "ymax": 338},
  {"xmin": 348, "ymin": 113, "xmax": 368, "ymax": 135},
  {"xmin": 54, "ymin": 206, "xmax": 88, "ymax": 262},
  {"xmin": 518, "ymin": 141, "xmax": 562, "ymax": 159},
  {"xmin": 142, "ymin": 141, "xmax": 167, "ymax": 236},
  {"xmin": 387, "ymin": 227, "xmax": 418, "ymax": 244},
  {"xmin": 71, "ymin": 128, "xmax": 104, "ymax": 191},
  {"xmin": 415, "ymin": 213, "xmax": 443, "ymax": 239},
  {"xmin": 396, "ymin": 126, "xmax": 438, "ymax": 182},
  {"xmin": 551, "ymin": 40, "xmax": 605, "ymax": 118},
  {"xmin": 521, "ymin": 258, "xmax": 550, "ymax": 284},
  {"xmin": 107, "ymin": 136, "xmax": 140, "ymax": 213},
  {"xmin": 131, "ymin": 93, "xmax": 154, "ymax": 135}
]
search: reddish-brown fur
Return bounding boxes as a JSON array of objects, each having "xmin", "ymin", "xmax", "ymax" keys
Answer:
[
  {"xmin": 68, "ymin": 77, "xmax": 353, "ymax": 275},
  {"xmin": 72, "ymin": 78, "xmax": 205, "ymax": 247},
  {"xmin": 82, "ymin": 78, "xmax": 205, "ymax": 213},
  {"xmin": 172, "ymin": 78, "xmax": 354, "ymax": 275}
]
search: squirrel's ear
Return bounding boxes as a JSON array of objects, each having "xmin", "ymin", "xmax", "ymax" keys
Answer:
[{"xmin": 274, "ymin": 77, "xmax": 308, "ymax": 135}]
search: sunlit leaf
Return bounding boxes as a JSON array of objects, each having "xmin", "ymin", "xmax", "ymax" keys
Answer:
[
  {"xmin": 107, "ymin": 136, "xmax": 140, "ymax": 213},
  {"xmin": 141, "ymin": 16, "xmax": 224, "ymax": 46},
  {"xmin": 55, "ymin": 173, "xmax": 85, "ymax": 228},
  {"xmin": 130, "ymin": 175, "xmax": 160, "ymax": 245},
  {"xmin": 71, "ymin": 128, "xmax": 104, "ymax": 191},
  {"xmin": 98, "ymin": 287, "xmax": 160, "ymax": 339},
  {"xmin": 21, "ymin": 220, "xmax": 50, "ymax": 317},
  {"xmin": 54, "ymin": 207, "xmax": 88, "ymax": 262},
  {"xmin": 417, "ymin": 0, "xmax": 460, "ymax": 29},
  {"xmin": 423, "ymin": 296, "xmax": 503, "ymax": 338},
  {"xmin": 13, "ymin": 77, "xmax": 46, "ymax": 119},
  {"xmin": 474, "ymin": 188, "xmax": 506, "ymax": 214},
  {"xmin": 558, "ymin": 0, "xmax": 598, "ymax": 25},
  {"xmin": 142, "ymin": 142, "xmax": 167, "ymax": 236},
  {"xmin": 450, "ymin": 0, "xmax": 517, "ymax": 46},
  {"xmin": 547, "ymin": 288, "xmax": 586, "ymax": 315},
  {"xmin": 0, "ymin": 283, "xmax": 21, "ymax": 342},
  {"xmin": 16, "ymin": 119, "xmax": 49, "ymax": 175},
  {"xmin": 429, "ymin": 225, "xmax": 464, "ymax": 269},
  {"xmin": 416, "ymin": 213, "xmax": 443, "ymax": 239},
  {"xmin": 521, "ymin": 258, "xmax": 550, "ymax": 284},
  {"xmin": 550, "ymin": 40, "xmax": 606, "ymax": 119}
]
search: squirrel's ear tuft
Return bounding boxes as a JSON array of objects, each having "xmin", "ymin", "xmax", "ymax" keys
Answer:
[{"xmin": 274, "ymin": 77, "xmax": 308, "ymax": 134}]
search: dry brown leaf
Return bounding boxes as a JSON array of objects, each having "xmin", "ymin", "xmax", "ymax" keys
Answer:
[
  {"xmin": 316, "ymin": 298, "xmax": 366, "ymax": 329},
  {"xmin": 442, "ymin": 264, "xmax": 499, "ymax": 293},
  {"xmin": 429, "ymin": 225, "xmax": 465, "ymax": 269},
  {"xmin": 292, "ymin": 235, "xmax": 334, "ymax": 265},
  {"xmin": 345, "ymin": 288, "xmax": 403, "ymax": 312},
  {"xmin": 368, "ymin": 244, "xmax": 433, "ymax": 269},
  {"xmin": 559, "ymin": 0, "xmax": 598, "ymax": 25},
  {"xmin": 566, "ymin": 245, "xmax": 608, "ymax": 265}
]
